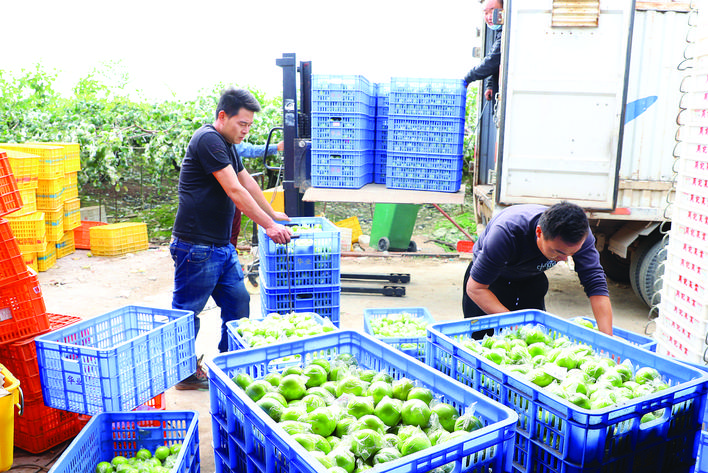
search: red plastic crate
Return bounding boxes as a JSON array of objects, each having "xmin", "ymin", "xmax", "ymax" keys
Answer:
[
  {"xmin": 0, "ymin": 313, "xmax": 82, "ymax": 402},
  {"xmin": 0, "ymin": 151, "xmax": 22, "ymax": 217},
  {"xmin": 0, "ymin": 269, "xmax": 48, "ymax": 344},
  {"xmin": 0, "ymin": 218, "xmax": 30, "ymax": 287},
  {"xmin": 14, "ymin": 397, "xmax": 82, "ymax": 454},
  {"xmin": 74, "ymin": 220, "xmax": 107, "ymax": 249},
  {"xmin": 78, "ymin": 392, "xmax": 167, "ymax": 427}
]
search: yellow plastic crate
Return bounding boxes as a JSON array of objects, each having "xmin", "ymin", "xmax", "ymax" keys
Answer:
[
  {"xmin": 63, "ymin": 198, "xmax": 80, "ymax": 231},
  {"xmin": 90, "ymin": 222, "xmax": 149, "ymax": 256},
  {"xmin": 335, "ymin": 216, "xmax": 363, "ymax": 243},
  {"xmin": 0, "ymin": 144, "xmax": 64, "ymax": 179},
  {"xmin": 7, "ymin": 188, "xmax": 36, "ymax": 217},
  {"xmin": 56, "ymin": 230, "xmax": 75, "ymax": 259},
  {"xmin": 37, "ymin": 242, "xmax": 56, "ymax": 272},
  {"xmin": 21, "ymin": 251, "xmax": 37, "ymax": 272},
  {"xmin": 44, "ymin": 208, "xmax": 64, "ymax": 242},
  {"xmin": 62, "ymin": 172, "xmax": 78, "ymax": 200},
  {"xmin": 36, "ymin": 178, "xmax": 64, "ymax": 210},
  {"xmin": 2, "ymin": 149, "xmax": 39, "ymax": 190},
  {"xmin": 30, "ymin": 142, "xmax": 81, "ymax": 173},
  {"xmin": 8, "ymin": 212, "xmax": 46, "ymax": 252}
]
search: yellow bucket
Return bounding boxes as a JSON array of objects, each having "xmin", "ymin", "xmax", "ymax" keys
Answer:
[
  {"xmin": 0, "ymin": 364, "xmax": 21, "ymax": 472},
  {"xmin": 335, "ymin": 216, "xmax": 363, "ymax": 244}
]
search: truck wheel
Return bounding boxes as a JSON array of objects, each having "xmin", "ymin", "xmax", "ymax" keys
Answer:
[
  {"xmin": 638, "ymin": 238, "xmax": 667, "ymax": 307},
  {"xmin": 599, "ymin": 249, "xmax": 630, "ymax": 283},
  {"xmin": 630, "ymin": 236, "xmax": 667, "ymax": 307}
]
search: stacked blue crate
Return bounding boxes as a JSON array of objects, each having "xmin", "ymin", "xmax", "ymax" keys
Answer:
[
  {"xmin": 258, "ymin": 217, "xmax": 341, "ymax": 326},
  {"xmin": 374, "ymin": 82, "xmax": 389, "ymax": 184},
  {"xmin": 311, "ymin": 75, "xmax": 376, "ymax": 189},
  {"xmin": 386, "ymin": 78, "xmax": 466, "ymax": 192}
]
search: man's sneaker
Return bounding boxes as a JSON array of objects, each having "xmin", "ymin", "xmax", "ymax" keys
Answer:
[{"xmin": 175, "ymin": 355, "xmax": 209, "ymax": 391}]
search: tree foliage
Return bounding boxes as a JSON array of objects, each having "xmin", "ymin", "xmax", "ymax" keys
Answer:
[{"xmin": 0, "ymin": 64, "xmax": 283, "ymax": 194}]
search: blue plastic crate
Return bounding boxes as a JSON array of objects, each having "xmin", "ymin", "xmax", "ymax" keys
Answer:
[
  {"xmin": 386, "ymin": 170, "xmax": 462, "ymax": 193},
  {"xmin": 259, "ymin": 262, "xmax": 340, "ymax": 289},
  {"xmin": 311, "ymin": 171, "xmax": 373, "ymax": 189},
  {"xmin": 205, "ymin": 330, "xmax": 518, "ymax": 473},
  {"xmin": 258, "ymin": 217, "xmax": 340, "ymax": 264},
  {"xmin": 427, "ymin": 309, "xmax": 708, "ymax": 472},
  {"xmin": 698, "ymin": 431, "xmax": 708, "ymax": 472},
  {"xmin": 225, "ymin": 312, "xmax": 336, "ymax": 351},
  {"xmin": 311, "ymin": 135, "xmax": 375, "ymax": 152},
  {"xmin": 48, "ymin": 410, "xmax": 200, "ymax": 473},
  {"xmin": 260, "ymin": 283, "xmax": 340, "ymax": 326},
  {"xmin": 363, "ymin": 307, "xmax": 434, "ymax": 361},
  {"xmin": 311, "ymin": 150, "xmax": 374, "ymax": 168},
  {"xmin": 35, "ymin": 305, "xmax": 195, "ymax": 416},
  {"xmin": 390, "ymin": 77, "xmax": 466, "ymax": 94},
  {"xmin": 312, "ymin": 113, "xmax": 374, "ymax": 132},
  {"xmin": 388, "ymin": 117, "xmax": 465, "ymax": 134},
  {"xmin": 387, "ymin": 153, "xmax": 463, "ymax": 170},
  {"xmin": 312, "ymin": 74, "xmax": 374, "ymax": 94},
  {"xmin": 312, "ymin": 162, "xmax": 373, "ymax": 180},
  {"xmin": 387, "ymin": 138, "xmax": 464, "ymax": 155},
  {"xmin": 570, "ymin": 316, "xmax": 657, "ymax": 352},
  {"xmin": 312, "ymin": 125, "xmax": 374, "ymax": 141}
]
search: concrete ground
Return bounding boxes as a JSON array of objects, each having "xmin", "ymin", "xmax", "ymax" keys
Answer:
[{"xmin": 10, "ymin": 242, "xmax": 652, "ymax": 472}]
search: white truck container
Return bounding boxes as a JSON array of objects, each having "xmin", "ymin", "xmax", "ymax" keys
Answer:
[{"xmin": 472, "ymin": 0, "xmax": 690, "ymax": 306}]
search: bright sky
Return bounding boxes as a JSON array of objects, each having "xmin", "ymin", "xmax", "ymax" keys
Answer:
[{"xmin": 1, "ymin": 0, "xmax": 482, "ymax": 102}]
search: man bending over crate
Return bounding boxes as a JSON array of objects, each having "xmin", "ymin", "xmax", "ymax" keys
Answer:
[
  {"xmin": 462, "ymin": 202, "xmax": 614, "ymax": 336},
  {"xmin": 171, "ymin": 88, "xmax": 292, "ymax": 390}
]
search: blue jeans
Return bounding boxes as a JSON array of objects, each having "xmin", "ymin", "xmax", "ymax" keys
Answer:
[{"xmin": 170, "ymin": 237, "xmax": 250, "ymax": 352}]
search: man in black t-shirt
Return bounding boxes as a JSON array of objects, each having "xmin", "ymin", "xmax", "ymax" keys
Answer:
[{"xmin": 171, "ymin": 88, "xmax": 291, "ymax": 390}]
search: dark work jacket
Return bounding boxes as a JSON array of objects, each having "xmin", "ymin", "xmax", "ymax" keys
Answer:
[{"xmin": 464, "ymin": 28, "xmax": 501, "ymax": 97}]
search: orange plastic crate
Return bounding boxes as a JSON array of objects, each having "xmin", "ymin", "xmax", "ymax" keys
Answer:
[
  {"xmin": 56, "ymin": 230, "xmax": 75, "ymax": 259},
  {"xmin": 0, "ymin": 269, "xmax": 48, "ymax": 344},
  {"xmin": 90, "ymin": 222, "xmax": 148, "ymax": 256},
  {"xmin": 63, "ymin": 198, "xmax": 80, "ymax": 231},
  {"xmin": 2, "ymin": 149, "xmax": 39, "ymax": 190},
  {"xmin": 0, "ymin": 219, "xmax": 30, "ymax": 288},
  {"xmin": 37, "ymin": 242, "xmax": 56, "ymax": 272},
  {"xmin": 74, "ymin": 220, "xmax": 107, "ymax": 249},
  {"xmin": 0, "ymin": 151, "xmax": 23, "ymax": 218},
  {"xmin": 43, "ymin": 207, "xmax": 64, "ymax": 242},
  {"xmin": 0, "ymin": 313, "xmax": 81, "ymax": 403},
  {"xmin": 14, "ymin": 397, "xmax": 82, "ymax": 453}
]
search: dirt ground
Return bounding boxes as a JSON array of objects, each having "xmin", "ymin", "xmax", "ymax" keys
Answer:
[{"xmin": 12, "ymin": 235, "xmax": 652, "ymax": 472}]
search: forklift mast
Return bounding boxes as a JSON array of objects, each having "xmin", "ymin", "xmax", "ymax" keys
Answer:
[{"xmin": 276, "ymin": 53, "xmax": 315, "ymax": 218}]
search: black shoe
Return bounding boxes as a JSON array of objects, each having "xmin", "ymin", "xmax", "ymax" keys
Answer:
[{"xmin": 175, "ymin": 355, "xmax": 209, "ymax": 391}]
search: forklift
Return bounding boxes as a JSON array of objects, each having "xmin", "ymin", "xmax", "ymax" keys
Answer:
[{"xmin": 246, "ymin": 53, "xmax": 409, "ymax": 297}]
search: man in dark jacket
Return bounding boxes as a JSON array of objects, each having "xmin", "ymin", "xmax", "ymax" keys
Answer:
[
  {"xmin": 462, "ymin": 202, "xmax": 614, "ymax": 336},
  {"xmin": 464, "ymin": 0, "xmax": 503, "ymax": 101}
]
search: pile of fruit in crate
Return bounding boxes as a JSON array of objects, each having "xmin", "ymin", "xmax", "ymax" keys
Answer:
[
  {"xmin": 94, "ymin": 442, "xmax": 182, "ymax": 473},
  {"xmin": 461, "ymin": 324, "xmax": 668, "ymax": 418},
  {"xmin": 368, "ymin": 311, "xmax": 428, "ymax": 338},
  {"xmin": 232, "ymin": 353, "xmax": 484, "ymax": 472},
  {"xmin": 234, "ymin": 312, "xmax": 337, "ymax": 347}
]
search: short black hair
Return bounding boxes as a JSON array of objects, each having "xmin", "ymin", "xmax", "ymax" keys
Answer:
[
  {"xmin": 215, "ymin": 88, "xmax": 261, "ymax": 119},
  {"xmin": 538, "ymin": 202, "xmax": 588, "ymax": 244}
]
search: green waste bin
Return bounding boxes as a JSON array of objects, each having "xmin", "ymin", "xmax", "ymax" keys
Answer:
[{"xmin": 370, "ymin": 203, "xmax": 421, "ymax": 252}]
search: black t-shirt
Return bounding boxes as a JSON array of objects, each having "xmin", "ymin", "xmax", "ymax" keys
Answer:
[{"xmin": 172, "ymin": 124, "xmax": 245, "ymax": 246}]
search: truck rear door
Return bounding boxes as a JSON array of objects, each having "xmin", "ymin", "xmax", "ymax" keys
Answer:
[{"xmin": 496, "ymin": 0, "xmax": 636, "ymax": 210}]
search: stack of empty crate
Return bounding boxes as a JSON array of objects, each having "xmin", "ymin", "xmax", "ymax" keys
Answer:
[
  {"xmin": 374, "ymin": 82, "xmax": 389, "ymax": 184},
  {"xmin": 386, "ymin": 78, "xmax": 466, "ymax": 192},
  {"xmin": 311, "ymin": 75, "xmax": 376, "ymax": 189},
  {"xmin": 258, "ymin": 217, "xmax": 341, "ymax": 326},
  {"xmin": 0, "ymin": 143, "xmax": 81, "ymax": 271}
]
